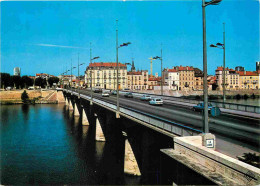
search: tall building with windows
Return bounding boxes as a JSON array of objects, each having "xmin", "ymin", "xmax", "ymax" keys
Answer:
[
  {"xmin": 175, "ymin": 66, "xmax": 195, "ymax": 91},
  {"xmin": 215, "ymin": 67, "xmax": 240, "ymax": 90},
  {"xmin": 237, "ymin": 71, "xmax": 259, "ymax": 90},
  {"xmin": 127, "ymin": 70, "xmax": 148, "ymax": 90},
  {"xmin": 13, "ymin": 67, "xmax": 21, "ymax": 76},
  {"xmin": 85, "ymin": 62, "xmax": 127, "ymax": 90}
]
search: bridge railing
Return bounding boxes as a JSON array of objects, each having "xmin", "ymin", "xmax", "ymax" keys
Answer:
[
  {"xmin": 119, "ymin": 90, "xmax": 260, "ymax": 114},
  {"xmin": 65, "ymin": 89, "xmax": 203, "ymax": 137}
]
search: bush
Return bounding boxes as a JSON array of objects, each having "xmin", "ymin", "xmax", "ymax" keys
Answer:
[
  {"xmin": 235, "ymin": 94, "xmax": 241, "ymax": 100},
  {"xmin": 251, "ymin": 93, "xmax": 256, "ymax": 99},
  {"xmin": 237, "ymin": 153, "xmax": 260, "ymax": 168},
  {"xmin": 21, "ymin": 90, "xmax": 29, "ymax": 104},
  {"xmin": 244, "ymin": 94, "xmax": 249, "ymax": 99}
]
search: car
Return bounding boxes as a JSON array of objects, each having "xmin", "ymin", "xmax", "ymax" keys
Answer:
[
  {"xmin": 193, "ymin": 103, "xmax": 213, "ymax": 112},
  {"xmin": 94, "ymin": 88, "xmax": 102, "ymax": 93},
  {"xmin": 6, "ymin": 87, "xmax": 12, "ymax": 90},
  {"xmin": 28, "ymin": 86, "xmax": 35, "ymax": 90},
  {"xmin": 102, "ymin": 91, "xmax": 110, "ymax": 97},
  {"xmin": 56, "ymin": 87, "xmax": 63, "ymax": 91},
  {"xmin": 149, "ymin": 98, "xmax": 163, "ymax": 106},
  {"xmin": 140, "ymin": 94, "xmax": 151, "ymax": 101},
  {"xmin": 124, "ymin": 92, "xmax": 133, "ymax": 98},
  {"xmin": 111, "ymin": 90, "xmax": 117, "ymax": 95}
]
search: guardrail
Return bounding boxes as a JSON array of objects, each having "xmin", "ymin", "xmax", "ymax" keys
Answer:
[
  {"xmin": 65, "ymin": 89, "xmax": 203, "ymax": 137},
  {"xmin": 119, "ymin": 90, "xmax": 260, "ymax": 114}
]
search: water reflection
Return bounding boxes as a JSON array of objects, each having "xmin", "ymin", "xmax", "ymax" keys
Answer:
[{"xmin": 21, "ymin": 104, "xmax": 29, "ymax": 121}]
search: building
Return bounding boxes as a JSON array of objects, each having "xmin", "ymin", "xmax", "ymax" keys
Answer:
[
  {"xmin": 13, "ymin": 67, "xmax": 21, "ymax": 76},
  {"xmin": 215, "ymin": 67, "xmax": 240, "ymax": 90},
  {"xmin": 58, "ymin": 75, "xmax": 76, "ymax": 87},
  {"xmin": 235, "ymin": 66, "xmax": 245, "ymax": 72},
  {"xmin": 147, "ymin": 76, "xmax": 161, "ymax": 90},
  {"xmin": 162, "ymin": 68, "xmax": 179, "ymax": 90},
  {"xmin": 194, "ymin": 68, "xmax": 203, "ymax": 91},
  {"xmin": 175, "ymin": 66, "xmax": 195, "ymax": 91},
  {"xmin": 237, "ymin": 71, "xmax": 259, "ymax": 89},
  {"xmin": 256, "ymin": 62, "xmax": 260, "ymax": 71},
  {"xmin": 127, "ymin": 70, "xmax": 148, "ymax": 90},
  {"xmin": 85, "ymin": 62, "xmax": 127, "ymax": 90}
]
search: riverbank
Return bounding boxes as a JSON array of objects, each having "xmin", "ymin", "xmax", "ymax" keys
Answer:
[{"xmin": 0, "ymin": 90, "xmax": 65, "ymax": 105}]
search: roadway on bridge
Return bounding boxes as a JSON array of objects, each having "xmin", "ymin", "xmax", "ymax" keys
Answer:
[{"xmin": 73, "ymin": 89, "xmax": 260, "ymax": 156}]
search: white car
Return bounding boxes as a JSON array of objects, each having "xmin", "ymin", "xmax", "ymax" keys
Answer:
[
  {"xmin": 56, "ymin": 87, "xmax": 63, "ymax": 91},
  {"xmin": 28, "ymin": 86, "xmax": 35, "ymax": 90},
  {"xmin": 149, "ymin": 98, "xmax": 163, "ymax": 106},
  {"xmin": 102, "ymin": 92, "xmax": 110, "ymax": 97}
]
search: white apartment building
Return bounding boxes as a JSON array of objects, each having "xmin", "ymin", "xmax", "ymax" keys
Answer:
[{"xmin": 85, "ymin": 62, "xmax": 127, "ymax": 90}]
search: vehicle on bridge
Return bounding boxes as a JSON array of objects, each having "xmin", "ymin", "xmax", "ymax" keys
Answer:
[
  {"xmin": 56, "ymin": 87, "xmax": 63, "ymax": 91},
  {"xmin": 193, "ymin": 102, "xmax": 213, "ymax": 112},
  {"xmin": 102, "ymin": 91, "xmax": 110, "ymax": 97},
  {"xmin": 111, "ymin": 90, "xmax": 117, "ymax": 95},
  {"xmin": 149, "ymin": 98, "xmax": 163, "ymax": 105},
  {"xmin": 28, "ymin": 86, "xmax": 35, "ymax": 90},
  {"xmin": 140, "ymin": 94, "xmax": 151, "ymax": 101},
  {"xmin": 124, "ymin": 92, "xmax": 133, "ymax": 98},
  {"xmin": 94, "ymin": 88, "xmax": 102, "ymax": 93}
]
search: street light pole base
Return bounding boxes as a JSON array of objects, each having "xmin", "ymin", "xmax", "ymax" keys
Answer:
[
  {"xmin": 116, "ymin": 112, "xmax": 120, "ymax": 118},
  {"xmin": 90, "ymin": 101, "xmax": 93, "ymax": 105}
]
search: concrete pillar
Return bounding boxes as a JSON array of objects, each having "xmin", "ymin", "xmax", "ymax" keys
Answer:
[
  {"xmin": 74, "ymin": 103, "xmax": 80, "ymax": 116},
  {"xmin": 69, "ymin": 100, "xmax": 73, "ymax": 111},
  {"xmin": 82, "ymin": 108, "xmax": 89, "ymax": 126},
  {"xmin": 95, "ymin": 117, "xmax": 106, "ymax": 142},
  {"xmin": 123, "ymin": 132, "xmax": 141, "ymax": 176},
  {"xmin": 65, "ymin": 97, "xmax": 69, "ymax": 106}
]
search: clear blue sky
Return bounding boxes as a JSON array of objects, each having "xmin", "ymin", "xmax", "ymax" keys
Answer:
[{"xmin": 1, "ymin": 0, "xmax": 259, "ymax": 76}]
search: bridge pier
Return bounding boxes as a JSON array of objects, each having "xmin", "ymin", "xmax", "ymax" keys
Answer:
[
  {"xmin": 82, "ymin": 108, "xmax": 89, "ymax": 126},
  {"xmin": 73, "ymin": 98, "xmax": 80, "ymax": 117},
  {"xmin": 123, "ymin": 131, "xmax": 141, "ymax": 176},
  {"xmin": 95, "ymin": 116, "xmax": 106, "ymax": 142},
  {"xmin": 68, "ymin": 99, "xmax": 73, "ymax": 111}
]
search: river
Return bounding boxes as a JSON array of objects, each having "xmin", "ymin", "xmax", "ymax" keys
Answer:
[{"xmin": 1, "ymin": 104, "xmax": 141, "ymax": 185}]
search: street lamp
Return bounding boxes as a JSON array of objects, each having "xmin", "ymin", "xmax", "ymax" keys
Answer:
[
  {"xmin": 202, "ymin": 0, "xmax": 222, "ymax": 133},
  {"xmin": 71, "ymin": 61, "xmax": 76, "ymax": 89},
  {"xmin": 116, "ymin": 19, "xmax": 131, "ymax": 118},
  {"xmin": 210, "ymin": 23, "xmax": 226, "ymax": 104},
  {"xmin": 77, "ymin": 53, "xmax": 85, "ymax": 98},
  {"xmin": 89, "ymin": 56, "xmax": 100, "ymax": 104},
  {"xmin": 153, "ymin": 48, "xmax": 163, "ymax": 96}
]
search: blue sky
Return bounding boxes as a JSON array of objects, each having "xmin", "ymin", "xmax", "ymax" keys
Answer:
[{"xmin": 1, "ymin": 0, "xmax": 259, "ymax": 76}]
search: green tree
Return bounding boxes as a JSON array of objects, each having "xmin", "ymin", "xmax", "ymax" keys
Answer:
[
  {"xmin": 35, "ymin": 77, "xmax": 47, "ymax": 88},
  {"xmin": 21, "ymin": 90, "xmax": 29, "ymax": 103},
  {"xmin": 21, "ymin": 76, "xmax": 33, "ymax": 88},
  {"xmin": 48, "ymin": 77, "xmax": 60, "ymax": 87},
  {"xmin": 0, "ymin": 73, "xmax": 11, "ymax": 88},
  {"xmin": 11, "ymin": 75, "xmax": 22, "ymax": 89}
]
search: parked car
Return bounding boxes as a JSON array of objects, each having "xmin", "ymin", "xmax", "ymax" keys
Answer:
[
  {"xmin": 193, "ymin": 103, "xmax": 213, "ymax": 112},
  {"xmin": 94, "ymin": 88, "xmax": 102, "ymax": 93},
  {"xmin": 111, "ymin": 90, "xmax": 117, "ymax": 95},
  {"xmin": 6, "ymin": 87, "xmax": 12, "ymax": 90},
  {"xmin": 124, "ymin": 92, "xmax": 133, "ymax": 98},
  {"xmin": 102, "ymin": 91, "xmax": 110, "ymax": 97},
  {"xmin": 140, "ymin": 94, "xmax": 151, "ymax": 101},
  {"xmin": 56, "ymin": 87, "xmax": 63, "ymax": 91},
  {"xmin": 28, "ymin": 86, "xmax": 35, "ymax": 90},
  {"xmin": 149, "ymin": 98, "xmax": 163, "ymax": 106}
]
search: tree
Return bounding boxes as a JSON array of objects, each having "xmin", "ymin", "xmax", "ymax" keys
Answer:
[
  {"xmin": 21, "ymin": 76, "xmax": 33, "ymax": 88},
  {"xmin": 48, "ymin": 77, "xmax": 60, "ymax": 87},
  {"xmin": 21, "ymin": 90, "xmax": 29, "ymax": 103},
  {"xmin": 0, "ymin": 73, "xmax": 11, "ymax": 88},
  {"xmin": 35, "ymin": 77, "xmax": 47, "ymax": 88},
  {"xmin": 11, "ymin": 75, "xmax": 22, "ymax": 89}
]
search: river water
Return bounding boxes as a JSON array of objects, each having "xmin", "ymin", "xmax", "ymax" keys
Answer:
[
  {"xmin": 212, "ymin": 98, "xmax": 260, "ymax": 106},
  {"xmin": 1, "ymin": 104, "xmax": 141, "ymax": 185}
]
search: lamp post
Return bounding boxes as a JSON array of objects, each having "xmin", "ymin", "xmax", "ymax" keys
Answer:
[
  {"xmin": 71, "ymin": 60, "xmax": 76, "ymax": 90},
  {"xmin": 89, "ymin": 56, "xmax": 100, "ymax": 104},
  {"xmin": 210, "ymin": 22, "xmax": 226, "ymax": 104},
  {"xmin": 116, "ymin": 19, "xmax": 131, "ymax": 118},
  {"xmin": 77, "ymin": 53, "xmax": 85, "ymax": 98},
  {"xmin": 202, "ymin": 0, "xmax": 222, "ymax": 133},
  {"xmin": 153, "ymin": 47, "xmax": 163, "ymax": 95}
]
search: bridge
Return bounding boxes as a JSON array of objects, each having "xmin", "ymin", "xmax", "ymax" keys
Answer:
[{"xmin": 62, "ymin": 88, "xmax": 260, "ymax": 185}]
